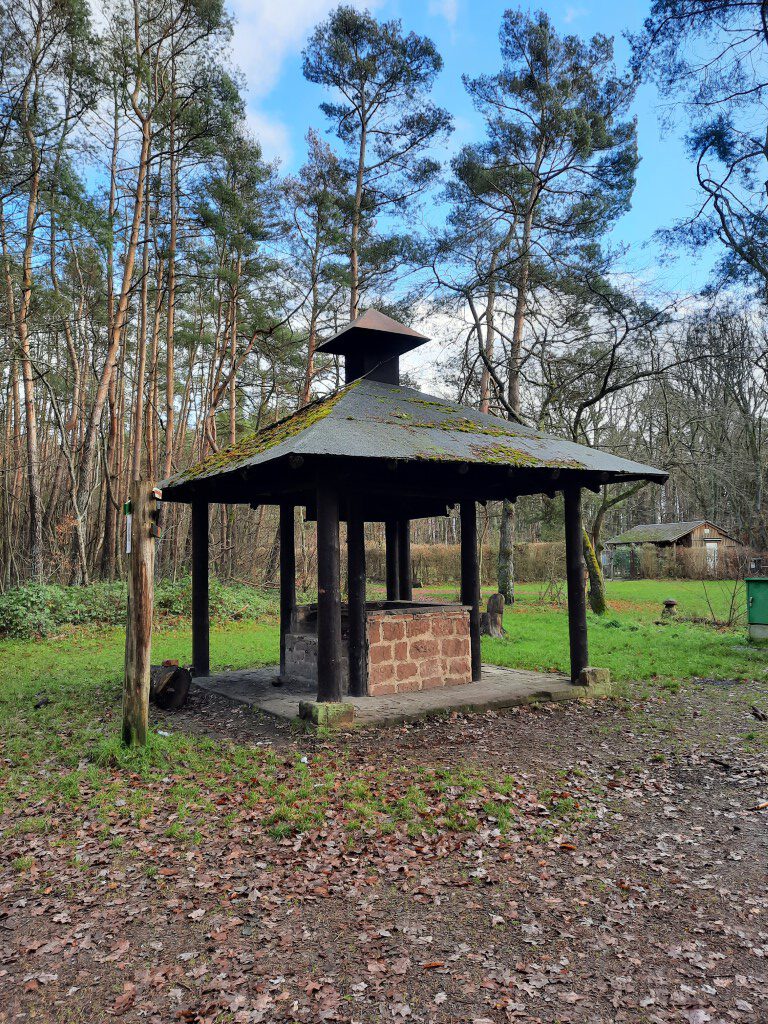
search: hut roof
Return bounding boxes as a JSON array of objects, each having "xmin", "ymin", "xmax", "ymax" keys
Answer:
[
  {"xmin": 161, "ymin": 378, "xmax": 666, "ymax": 498},
  {"xmin": 605, "ymin": 520, "xmax": 731, "ymax": 545}
]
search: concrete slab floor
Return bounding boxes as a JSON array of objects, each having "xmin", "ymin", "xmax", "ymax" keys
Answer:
[{"xmin": 192, "ymin": 665, "xmax": 601, "ymax": 727}]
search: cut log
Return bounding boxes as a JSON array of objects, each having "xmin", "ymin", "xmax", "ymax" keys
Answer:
[{"xmin": 150, "ymin": 662, "xmax": 192, "ymax": 711}]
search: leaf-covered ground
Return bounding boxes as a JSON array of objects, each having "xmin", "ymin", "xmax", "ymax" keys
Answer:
[{"xmin": 2, "ymin": 671, "xmax": 767, "ymax": 1024}]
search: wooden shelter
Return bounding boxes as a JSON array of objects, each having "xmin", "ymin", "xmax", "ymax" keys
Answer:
[
  {"xmin": 160, "ymin": 310, "xmax": 667, "ymax": 700},
  {"xmin": 605, "ymin": 520, "xmax": 739, "ymax": 576}
]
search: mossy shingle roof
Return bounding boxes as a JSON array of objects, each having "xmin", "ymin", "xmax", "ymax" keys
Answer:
[
  {"xmin": 606, "ymin": 521, "xmax": 710, "ymax": 545},
  {"xmin": 161, "ymin": 378, "xmax": 667, "ymax": 494}
]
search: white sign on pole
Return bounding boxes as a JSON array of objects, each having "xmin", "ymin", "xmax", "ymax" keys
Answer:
[{"xmin": 126, "ymin": 513, "xmax": 132, "ymax": 554}]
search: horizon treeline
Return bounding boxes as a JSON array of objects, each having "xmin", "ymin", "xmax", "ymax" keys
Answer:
[{"xmin": 0, "ymin": 0, "xmax": 766, "ymax": 591}]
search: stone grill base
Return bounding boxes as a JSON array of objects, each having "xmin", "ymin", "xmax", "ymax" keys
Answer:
[
  {"xmin": 366, "ymin": 606, "xmax": 471, "ymax": 695},
  {"xmin": 283, "ymin": 603, "xmax": 472, "ymax": 695}
]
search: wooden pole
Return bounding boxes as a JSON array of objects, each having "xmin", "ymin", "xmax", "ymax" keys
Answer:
[
  {"xmin": 564, "ymin": 486, "xmax": 589, "ymax": 682},
  {"xmin": 385, "ymin": 518, "xmax": 400, "ymax": 601},
  {"xmin": 398, "ymin": 518, "xmax": 412, "ymax": 601},
  {"xmin": 278, "ymin": 501, "xmax": 295, "ymax": 682},
  {"xmin": 347, "ymin": 501, "xmax": 367, "ymax": 696},
  {"xmin": 122, "ymin": 479, "xmax": 155, "ymax": 746},
  {"xmin": 317, "ymin": 481, "xmax": 343, "ymax": 702},
  {"xmin": 460, "ymin": 500, "xmax": 482, "ymax": 682},
  {"xmin": 191, "ymin": 498, "xmax": 209, "ymax": 677}
]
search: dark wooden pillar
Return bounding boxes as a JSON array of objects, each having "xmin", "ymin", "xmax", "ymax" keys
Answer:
[
  {"xmin": 278, "ymin": 502, "xmax": 295, "ymax": 683},
  {"xmin": 460, "ymin": 500, "xmax": 481, "ymax": 682},
  {"xmin": 564, "ymin": 486, "xmax": 589, "ymax": 682},
  {"xmin": 347, "ymin": 503, "xmax": 367, "ymax": 696},
  {"xmin": 398, "ymin": 519, "xmax": 412, "ymax": 601},
  {"xmin": 316, "ymin": 482, "xmax": 343, "ymax": 702},
  {"xmin": 191, "ymin": 498, "xmax": 210, "ymax": 677},
  {"xmin": 385, "ymin": 518, "xmax": 400, "ymax": 601}
]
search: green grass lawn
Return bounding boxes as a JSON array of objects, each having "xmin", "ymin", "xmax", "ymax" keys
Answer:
[
  {"xmin": 0, "ymin": 578, "xmax": 764, "ymax": 846},
  {"xmin": 409, "ymin": 578, "xmax": 757, "ymax": 683},
  {"xmin": 0, "ymin": 579, "xmax": 760, "ymax": 735},
  {"xmin": 420, "ymin": 578, "xmax": 747, "ymax": 622},
  {"xmin": 0, "ymin": 579, "xmax": 760, "ymax": 773}
]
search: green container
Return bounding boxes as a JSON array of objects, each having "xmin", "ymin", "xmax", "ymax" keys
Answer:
[{"xmin": 746, "ymin": 577, "xmax": 768, "ymax": 639}]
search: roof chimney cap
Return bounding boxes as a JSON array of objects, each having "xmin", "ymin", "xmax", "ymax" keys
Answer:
[
  {"xmin": 317, "ymin": 309, "xmax": 429, "ymax": 385},
  {"xmin": 316, "ymin": 308, "xmax": 429, "ymax": 356}
]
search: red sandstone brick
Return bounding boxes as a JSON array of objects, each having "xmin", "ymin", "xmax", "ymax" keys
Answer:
[
  {"xmin": 447, "ymin": 656, "xmax": 471, "ymax": 678},
  {"xmin": 381, "ymin": 620, "xmax": 405, "ymax": 642},
  {"xmin": 395, "ymin": 661, "xmax": 418, "ymax": 681},
  {"xmin": 420, "ymin": 676, "xmax": 444, "ymax": 691},
  {"xmin": 368, "ymin": 662, "xmax": 395, "ymax": 686},
  {"xmin": 369, "ymin": 643, "xmax": 393, "ymax": 665},
  {"xmin": 409, "ymin": 637, "xmax": 439, "ymax": 659},
  {"xmin": 393, "ymin": 640, "xmax": 408, "ymax": 661},
  {"xmin": 405, "ymin": 618, "xmax": 431, "ymax": 637},
  {"xmin": 419, "ymin": 656, "xmax": 442, "ymax": 679},
  {"xmin": 369, "ymin": 681, "xmax": 397, "ymax": 695},
  {"xmin": 367, "ymin": 621, "xmax": 382, "ymax": 645},
  {"xmin": 393, "ymin": 679, "xmax": 418, "ymax": 694},
  {"xmin": 442, "ymin": 637, "xmax": 468, "ymax": 658}
]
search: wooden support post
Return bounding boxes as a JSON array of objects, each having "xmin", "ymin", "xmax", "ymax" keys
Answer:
[
  {"xmin": 564, "ymin": 486, "xmax": 589, "ymax": 682},
  {"xmin": 278, "ymin": 502, "xmax": 295, "ymax": 683},
  {"xmin": 317, "ymin": 482, "xmax": 343, "ymax": 702},
  {"xmin": 460, "ymin": 500, "xmax": 482, "ymax": 682},
  {"xmin": 122, "ymin": 480, "xmax": 155, "ymax": 746},
  {"xmin": 347, "ymin": 502, "xmax": 367, "ymax": 696},
  {"xmin": 191, "ymin": 498, "xmax": 209, "ymax": 678},
  {"xmin": 385, "ymin": 518, "xmax": 400, "ymax": 601},
  {"xmin": 398, "ymin": 519, "xmax": 412, "ymax": 601}
]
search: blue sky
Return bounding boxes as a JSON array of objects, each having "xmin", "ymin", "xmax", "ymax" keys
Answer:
[{"xmin": 228, "ymin": 0, "xmax": 716, "ymax": 294}]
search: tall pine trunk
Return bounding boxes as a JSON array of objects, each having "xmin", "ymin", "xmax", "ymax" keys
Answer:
[{"xmin": 496, "ymin": 179, "xmax": 540, "ymax": 603}]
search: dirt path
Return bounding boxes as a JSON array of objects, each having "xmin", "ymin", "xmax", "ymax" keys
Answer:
[{"xmin": 2, "ymin": 682, "xmax": 767, "ymax": 1023}]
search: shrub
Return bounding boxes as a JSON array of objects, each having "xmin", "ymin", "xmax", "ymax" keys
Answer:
[
  {"xmin": 0, "ymin": 584, "xmax": 57, "ymax": 638},
  {"xmin": 364, "ymin": 541, "xmax": 566, "ymax": 585},
  {"xmin": 0, "ymin": 577, "xmax": 280, "ymax": 640}
]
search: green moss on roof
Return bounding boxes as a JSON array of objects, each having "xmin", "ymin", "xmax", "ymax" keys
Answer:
[
  {"xmin": 414, "ymin": 441, "xmax": 583, "ymax": 468},
  {"xmin": 400, "ymin": 415, "xmax": 520, "ymax": 438},
  {"xmin": 174, "ymin": 384, "xmax": 355, "ymax": 482},
  {"xmin": 160, "ymin": 376, "xmax": 662, "ymax": 492},
  {"xmin": 468, "ymin": 442, "xmax": 583, "ymax": 467},
  {"xmin": 606, "ymin": 521, "xmax": 708, "ymax": 545},
  {"xmin": 403, "ymin": 397, "xmax": 456, "ymax": 412}
]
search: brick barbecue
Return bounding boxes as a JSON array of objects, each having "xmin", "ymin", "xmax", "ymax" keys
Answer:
[{"xmin": 284, "ymin": 601, "xmax": 472, "ymax": 695}]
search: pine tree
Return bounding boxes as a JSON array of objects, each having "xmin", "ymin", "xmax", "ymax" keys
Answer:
[
  {"xmin": 457, "ymin": 9, "xmax": 638, "ymax": 602},
  {"xmin": 302, "ymin": 5, "xmax": 452, "ymax": 319}
]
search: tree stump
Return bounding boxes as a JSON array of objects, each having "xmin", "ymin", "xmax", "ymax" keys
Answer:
[
  {"xmin": 480, "ymin": 592, "xmax": 506, "ymax": 638},
  {"xmin": 150, "ymin": 662, "xmax": 192, "ymax": 710}
]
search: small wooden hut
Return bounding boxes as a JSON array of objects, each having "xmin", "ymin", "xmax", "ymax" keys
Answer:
[
  {"xmin": 605, "ymin": 520, "xmax": 739, "ymax": 577},
  {"xmin": 159, "ymin": 310, "xmax": 667, "ymax": 702}
]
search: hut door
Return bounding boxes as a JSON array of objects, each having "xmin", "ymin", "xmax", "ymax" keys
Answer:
[{"xmin": 705, "ymin": 542, "xmax": 718, "ymax": 574}]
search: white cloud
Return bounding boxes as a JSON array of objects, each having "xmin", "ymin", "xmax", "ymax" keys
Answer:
[
  {"xmin": 227, "ymin": 0, "xmax": 377, "ymax": 167},
  {"xmin": 428, "ymin": 0, "xmax": 458, "ymax": 25},
  {"xmin": 245, "ymin": 108, "xmax": 293, "ymax": 164},
  {"xmin": 228, "ymin": 0, "xmax": 344, "ymax": 99},
  {"xmin": 563, "ymin": 5, "xmax": 588, "ymax": 24}
]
